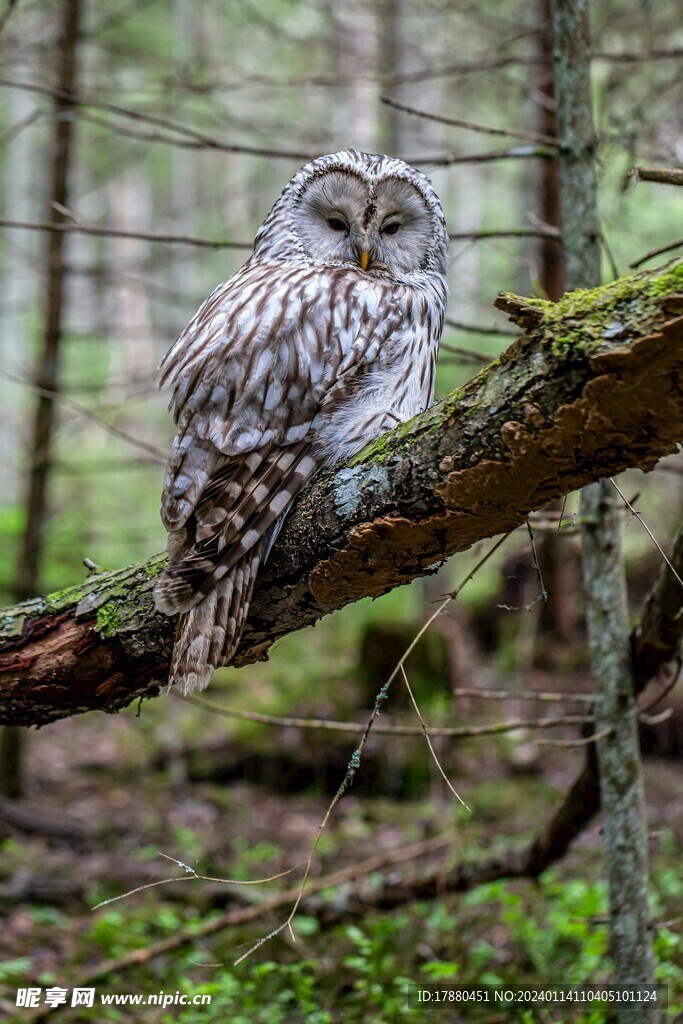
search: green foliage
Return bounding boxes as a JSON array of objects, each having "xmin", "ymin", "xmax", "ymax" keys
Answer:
[
  {"xmin": 59, "ymin": 848, "xmax": 681, "ymax": 1023},
  {"xmin": 161, "ymin": 962, "xmax": 336, "ymax": 1024},
  {"xmin": 0, "ymin": 957, "xmax": 34, "ymax": 984},
  {"xmin": 96, "ymin": 600, "xmax": 121, "ymax": 637},
  {"xmin": 498, "ymin": 875, "xmax": 610, "ymax": 983}
]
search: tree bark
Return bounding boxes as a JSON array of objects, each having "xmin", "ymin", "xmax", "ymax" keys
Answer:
[
  {"xmin": 552, "ymin": 0, "xmax": 659, "ymax": 1015},
  {"xmin": 530, "ymin": 0, "xmax": 574, "ymax": 646},
  {"xmin": 0, "ymin": 260, "xmax": 682, "ymax": 728},
  {"xmin": 582, "ymin": 482, "xmax": 658, "ymax": 1011},
  {"xmin": 1, "ymin": 0, "xmax": 82, "ymax": 798},
  {"xmin": 14, "ymin": 0, "xmax": 81, "ymax": 601}
]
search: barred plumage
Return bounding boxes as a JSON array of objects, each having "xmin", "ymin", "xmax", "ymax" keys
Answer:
[{"xmin": 155, "ymin": 150, "xmax": 449, "ymax": 694}]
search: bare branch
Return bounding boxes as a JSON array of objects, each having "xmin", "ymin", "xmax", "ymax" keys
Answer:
[
  {"xmin": 452, "ymin": 687, "xmax": 594, "ymax": 703},
  {"xmin": 609, "ymin": 478, "xmax": 683, "ymax": 589},
  {"xmin": 439, "ymin": 342, "xmax": 490, "ymax": 365},
  {"xmin": 444, "ymin": 318, "xmax": 518, "ymax": 337},
  {"xmin": 382, "ymin": 96, "xmax": 559, "ymax": 146},
  {"xmin": 449, "ymin": 227, "xmax": 560, "ymax": 240},
  {"xmin": 410, "ymin": 145, "xmax": 557, "ymax": 166},
  {"xmin": 1, "ymin": 372, "xmax": 166, "ymax": 464},
  {"xmin": 630, "ymin": 166, "xmax": 683, "ymax": 187},
  {"xmin": 0, "ymin": 78, "xmax": 314, "ymax": 161},
  {"xmin": 0, "ymin": 217, "xmax": 252, "ymax": 250},
  {"xmin": 630, "ymin": 238, "xmax": 683, "ymax": 269},
  {"xmin": 184, "ymin": 693, "xmax": 590, "ymax": 738}
]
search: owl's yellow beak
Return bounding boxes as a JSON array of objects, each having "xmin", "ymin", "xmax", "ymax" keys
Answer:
[{"xmin": 358, "ymin": 249, "xmax": 371, "ymax": 271}]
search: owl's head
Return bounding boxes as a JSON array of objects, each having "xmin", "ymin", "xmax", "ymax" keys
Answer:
[{"xmin": 254, "ymin": 150, "xmax": 448, "ymax": 280}]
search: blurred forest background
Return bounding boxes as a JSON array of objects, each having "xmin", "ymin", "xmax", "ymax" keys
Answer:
[{"xmin": 0, "ymin": 0, "xmax": 682, "ymax": 1021}]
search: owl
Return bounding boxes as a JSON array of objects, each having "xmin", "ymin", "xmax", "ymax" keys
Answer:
[{"xmin": 155, "ymin": 150, "xmax": 448, "ymax": 694}]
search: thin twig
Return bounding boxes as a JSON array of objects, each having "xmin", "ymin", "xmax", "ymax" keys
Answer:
[
  {"xmin": 557, "ymin": 494, "xmax": 569, "ymax": 533},
  {"xmin": 0, "ymin": 217, "xmax": 561, "ymax": 249},
  {"xmin": 143, "ymin": 48, "xmax": 683, "ymax": 95},
  {"xmin": 638, "ymin": 707, "xmax": 673, "ymax": 727},
  {"xmin": 527, "ymin": 519, "xmax": 548, "ymax": 601},
  {"xmin": 600, "ymin": 232, "xmax": 620, "ymax": 281},
  {"xmin": 497, "ymin": 592, "xmax": 547, "ymax": 613},
  {"xmin": 400, "ymin": 667, "xmax": 469, "ymax": 809},
  {"xmin": 594, "ymin": 47, "xmax": 683, "ymax": 64},
  {"xmin": 609, "ymin": 478, "xmax": 683, "ymax": 589},
  {"xmin": 526, "ymin": 522, "xmax": 580, "ymax": 535},
  {"xmin": 448, "ymin": 227, "xmax": 559, "ymax": 241},
  {"xmin": 444, "ymin": 534, "xmax": 511, "ymax": 599},
  {"xmin": 409, "ymin": 145, "xmax": 557, "ymax": 167},
  {"xmin": 452, "ymin": 687, "xmax": 594, "ymax": 703},
  {"xmin": 92, "ymin": 852, "xmax": 304, "ymax": 910},
  {"xmin": 0, "ymin": 107, "xmax": 43, "ymax": 148},
  {"xmin": 439, "ymin": 341, "xmax": 490, "ymax": 365},
  {"xmin": 1, "ymin": 371, "xmax": 167, "ymax": 463},
  {"xmin": 532, "ymin": 726, "xmax": 613, "ymax": 748},
  {"xmin": 80, "ymin": 109, "xmax": 269, "ymax": 152},
  {"xmin": 630, "ymin": 237, "xmax": 683, "ymax": 268},
  {"xmin": 382, "ymin": 96, "xmax": 559, "ymax": 146},
  {"xmin": 0, "ymin": 217, "xmax": 252, "ymax": 250},
  {"xmin": 445, "ymin": 318, "xmax": 517, "ymax": 337}
]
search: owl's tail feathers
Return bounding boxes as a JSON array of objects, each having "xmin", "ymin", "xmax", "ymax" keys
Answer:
[{"xmin": 164, "ymin": 542, "xmax": 262, "ymax": 696}]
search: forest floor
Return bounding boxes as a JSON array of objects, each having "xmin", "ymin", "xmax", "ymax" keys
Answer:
[{"xmin": 1, "ymin": 668, "xmax": 682, "ymax": 1024}]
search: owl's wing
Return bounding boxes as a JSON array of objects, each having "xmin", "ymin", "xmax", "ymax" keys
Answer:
[{"xmin": 156, "ymin": 261, "xmax": 392, "ymax": 614}]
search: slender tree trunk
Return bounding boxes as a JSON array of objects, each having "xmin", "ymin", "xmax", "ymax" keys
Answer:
[
  {"xmin": 551, "ymin": 0, "xmax": 600, "ymax": 289},
  {"xmin": 551, "ymin": 1, "xmax": 658, "ymax": 1018},
  {"xmin": 536, "ymin": 0, "xmax": 565, "ymax": 303},
  {"xmin": 2, "ymin": 0, "xmax": 82, "ymax": 799},
  {"xmin": 534, "ymin": 0, "xmax": 577, "ymax": 645},
  {"xmin": 15, "ymin": 0, "xmax": 82, "ymax": 601},
  {"xmin": 0, "ymin": 86, "xmax": 36, "ymax": 510},
  {"xmin": 581, "ymin": 483, "xmax": 659, "ymax": 1008}
]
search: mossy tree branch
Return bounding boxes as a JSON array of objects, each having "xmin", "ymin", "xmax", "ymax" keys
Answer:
[{"xmin": 1, "ymin": 260, "xmax": 682, "ymax": 728}]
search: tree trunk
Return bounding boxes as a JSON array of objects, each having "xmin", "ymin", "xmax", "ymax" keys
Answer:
[
  {"xmin": 1, "ymin": 0, "xmax": 82, "ymax": 798},
  {"xmin": 529, "ymin": 0, "xmax": 575, "ymax": 648},
  {"xmin": 14, "ymin": 0, "xmax": 82, "ymax": 601},
  {"xmin": 582, "ymin": 482, "xmax": 659, "ymax": 1010},
  {"xmin": 0, "ymin": 259, "xmax": 682, "ymax": 727},
  {"xmin": 551, "ymin": 0, "xmax": 659, "ymax": 1016}
]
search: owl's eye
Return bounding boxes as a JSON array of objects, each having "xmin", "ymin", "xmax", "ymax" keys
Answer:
[
  {"xmin": 381, "ymin": 222, "xmax": 401, "ymax": 236},
  {"xmin": 326, "ymin": 217, "xmax": 348, "ymax": 233}
]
